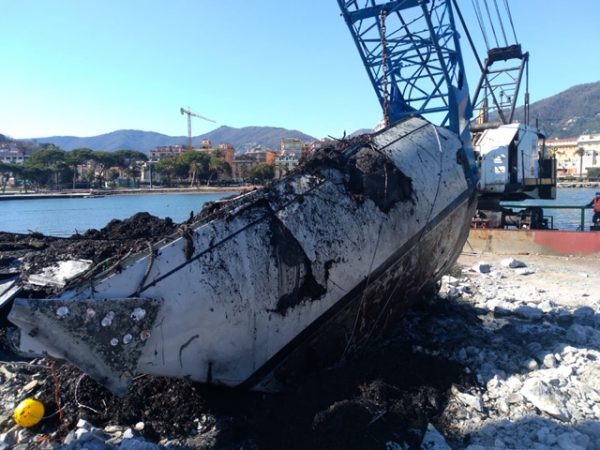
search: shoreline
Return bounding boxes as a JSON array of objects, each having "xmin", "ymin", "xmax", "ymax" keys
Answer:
[
  {"xmin": 0, "ymin": 186, "xmax": 251, "ymax": 201},
  {"xmin": 557, "ymin": 181, "xmax": 600, "ymax": 188}
]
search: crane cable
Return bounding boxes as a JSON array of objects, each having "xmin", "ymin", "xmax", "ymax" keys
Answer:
[
  {"xmin": 503, "ymin": 0, "xmax": 519, "ymax": 43},
  {"xmin": 380, "ymin": 10, "xmax": 390, "ymax": 127},
  {"xmin": 482, "ymin": 0, "xmax": 500, "ymax": 48},
  {"xmin": 493, "ymin": 0, "xmax": 508, "ymax": 47},
  {"xmin": 471, "ymin": 0, "xmax": 490, "ymax": 50},
  {"xmin": 471, "ymin": 0, "xmax": 519, "ymax": 51}
]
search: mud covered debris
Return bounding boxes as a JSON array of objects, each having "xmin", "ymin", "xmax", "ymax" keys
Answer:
[
  {"xmin": 300, "ymin": 135, "xmax": 415, "ymax": 212},
  {"xmin": 0, "ymin": 300, "xmax": 475, "ymax": 450},
  {"xmin": 0, "ymin": 207, "xmax": 476, "ymax": 448},
  {"xmin": 0, "ymin": 212, "xmax": 177, "ymax": 296},
  {"xmin": 5, "ymin": 250, "xmax": 599, "ymax": 449}
]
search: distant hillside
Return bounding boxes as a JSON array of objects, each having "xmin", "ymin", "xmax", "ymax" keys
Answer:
[
  {"xmin": 0, "ymin": 133, "xmax": 39, "ymax": 153},
  {"xmin": 23, "ymin": 81, "xmax": 600, "ymax": 151},
  {"xmin": 349, "ymin": 128, "xmax": 374, "ymax": 138},
  {"xmin": 34, "ymin": 130, "xmax": 183, "ymax": 153},
  {"xmin": 526, "ymin": 81, "xmax": 600, "ymax": 138},
  {"xmin": 33, "ymin": 126, "xmax": 316, "ymax": 154}
]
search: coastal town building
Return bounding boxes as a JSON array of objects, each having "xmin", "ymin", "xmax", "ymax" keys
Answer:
[
  {"xmin": 0, "ymin": 144, "xmax": 33, "ymax": 188},
  {"xmin": 547, "ymin": 135, "xmax": 600, "ymax": 177},
  {"xmin": 149, "ymin": 142, "xmax": 235, "ymax": 165},
  {"xmin": 274, "ymin": 154, "xmax": 300, "ymax": 178},
  {"xmin": 280, "ymin": 138, "xmax": 304, "ymax": 157},
  {"xmin": 230, "ymin": 146, "xmax": 278, "ymax": 181},
  {"xmin": 0, "ymin": 143, "xmax": 31, "ymax": 165},
  {"xmin": 215, "ymin": 143, "xmax": 235, "ymax": 165},
  {"xmin": 149, "ymin": 145, "xmax": 187, "ymax": 160},
  {"xmin": 577, "ymin": 134, "xmax": 600, "ymax": 175},
  {"xmin": 274, "ymin": 139, "xmax": 329, "ymax": 178},
  {"xmin": 194, "ymin": 141, "xmax": 235, "ymax": 166}
]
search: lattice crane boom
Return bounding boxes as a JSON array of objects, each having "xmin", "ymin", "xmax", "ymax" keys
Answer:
[{"xmin": 337, "ymin": 0, "xmax": 472, "ymax": 139}]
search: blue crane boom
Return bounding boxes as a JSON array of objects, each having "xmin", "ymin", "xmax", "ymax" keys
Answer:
[{"xmin": 337, "ymin": 0, "xmax": 472, "ymax": 140}]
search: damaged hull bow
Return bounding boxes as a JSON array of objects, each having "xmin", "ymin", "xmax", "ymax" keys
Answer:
[{"xmin": 9, "ymin": 117, "xmax": 476, "ymax": 395}]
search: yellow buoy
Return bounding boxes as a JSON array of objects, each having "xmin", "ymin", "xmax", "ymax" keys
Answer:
[{"xmin": 13, "ymin": 398, "xmax": 45, "ymax": 428}]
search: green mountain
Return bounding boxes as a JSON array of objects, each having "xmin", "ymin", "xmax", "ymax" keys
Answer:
[
  {"xmin": 527, "ymin": 81, "xmax": 600, "ymax": 138},
  {"xmin": 32, "ymin": 126, "xmax": 316, "ymax": 154}
]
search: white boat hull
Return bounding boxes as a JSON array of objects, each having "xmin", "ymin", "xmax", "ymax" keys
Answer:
[{"xmin": 9, "ymin": 117, "xmax": 476, "ymax": 394}]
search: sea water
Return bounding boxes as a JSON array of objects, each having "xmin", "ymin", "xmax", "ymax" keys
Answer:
[
  {"xmin": 0, "ymin": 188, "xmax": 597, "ymax": 237},
  {"xmin": 0, "ymin": 192, "xmax": 236, "ymax": 237},
  {"xmin": 503, "ymin": 187, "xmax": 598, "ymax": 230}
]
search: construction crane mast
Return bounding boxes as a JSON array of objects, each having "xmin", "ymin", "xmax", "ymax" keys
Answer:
[{"xmin": 180, "ymin": 107, "xmax": 215, "ymax": 149}]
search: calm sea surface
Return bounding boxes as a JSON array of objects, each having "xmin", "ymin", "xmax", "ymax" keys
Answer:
[
  {"xmin": 503, "ymin": 187, "xmax": 599, "ymax": 230},
  {"xmin": 0, "ymin": 188, "xmax": 597, "ymax": 237},
  {"xmin": 0, "ymin": 192, "xmax": 237, "ymax": 237}
]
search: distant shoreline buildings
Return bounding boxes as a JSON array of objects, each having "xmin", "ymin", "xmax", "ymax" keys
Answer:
[
  {"xmin": 0, "ymin": 142, "xmax": 32, "ymax": 165},
  {"xmin": 546, "ymin": 134, "xmax": 600, "ymax": 177},
  {"xmin": 145, "ymin": 137, "xmax": 327, "ymax": 183}
]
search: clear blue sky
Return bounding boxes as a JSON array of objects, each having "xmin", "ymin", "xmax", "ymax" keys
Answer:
[{"xmin": 1, "ymin": 1, "xmax": 599, "ymax": 141}]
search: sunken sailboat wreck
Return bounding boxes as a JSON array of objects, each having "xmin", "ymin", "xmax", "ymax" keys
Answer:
[
  {"xmin": 7, "ymin": 0, "xmax": 479, "ymax": 395},
  {"xmin": 8, "ymin": 117, "xmax": 476, "ymax": 395}
]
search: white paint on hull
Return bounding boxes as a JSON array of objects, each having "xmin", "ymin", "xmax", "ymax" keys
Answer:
[{"xmin": 9, "ymin": 117, "xmax": 475, "ymax": 394}]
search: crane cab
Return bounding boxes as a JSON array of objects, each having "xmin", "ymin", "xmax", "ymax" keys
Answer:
[{"xmin": 473, "ymin": 123, "xmax": 556, "ymax": 201}]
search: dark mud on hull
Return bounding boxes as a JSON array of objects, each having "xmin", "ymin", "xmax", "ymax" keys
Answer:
[{"xmin": 251, "ymin": 188, "xmax": 477, "ymax": 391}]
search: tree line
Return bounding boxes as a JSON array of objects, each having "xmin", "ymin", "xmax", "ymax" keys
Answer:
[
  {"xmin": 0, "ymin": 145, "xmax": 147, "ymax": 192},
  {"xmin": 154, "ymin": 149, "xmax": 231, "ymax": 187},
  {"xmin": 0, "ymin": 145, "xmax": 241, "ymax": 192}
]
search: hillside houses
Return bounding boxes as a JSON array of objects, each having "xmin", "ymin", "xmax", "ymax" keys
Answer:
[{"xmin": 0, "ymin": 143, "xmax": 31, "ymax": 165}]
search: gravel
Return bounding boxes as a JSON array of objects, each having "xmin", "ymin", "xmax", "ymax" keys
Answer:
[{"xmin": 1, "ymin": 250, "xmax": 599, "ymax": 449}]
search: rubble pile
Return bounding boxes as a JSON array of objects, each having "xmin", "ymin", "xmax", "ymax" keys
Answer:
[
  {"xmin": 0, "ymin": 313, "xmax": 476, "ymax": 450},
  {"xmin": 430, "ymin": 254, "xmax": 600, "ymax": 449},
  {"xmin": 1, "ymin": 214, "xmax": 599, "ymax": 449},
  {"xmin": 0, "ymin": 213, "xmax": 178, "ymax": 297}
]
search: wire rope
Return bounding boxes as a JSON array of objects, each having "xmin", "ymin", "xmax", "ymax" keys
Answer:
[
  {"xmin": 471, "ymin": 0, "xmax": 490, "ymax": 50},
  {"xmin": 493, "ymin": 0, "xmax": 508, "ymax": 46},
  {"xmin": 503, "ymin": 0, "xmax": 519, "ymax": 43},
  {"xmin": 482, "ymin": 0, "xmax": 500, "ymax": 48}
]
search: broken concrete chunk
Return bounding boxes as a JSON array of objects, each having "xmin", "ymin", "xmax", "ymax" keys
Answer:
[
  {"xmin": 515, "ymin": 267, "xmax": 535, "ymax": 276},
  {"xmin": 440, "ymin": 275, "xmax": 459, "ymax": 286},
  {"xmin": 473, "ymin": 262, "xmax": 491, "ymax": 274},
  {"xmin": 456, "ymin": 391, "xmax": 484, "ymax": 412},
  {"xmin": 27, "ymin": 259, "xmax": 92, "ymax": 287},
  {"xmin": 542, "ymin": 354, "xmax": 558, "ymax": 369},
  {"xmin": 501, "ymin": 257, "xmax": 527, "ymax": 268},
  {"xmin": 514, "ymin": 305, "xmax": 544, "ymax": 321},
  {"xmin": 520, "ymin": 378, "xmax": 571, "ymax": 422}
]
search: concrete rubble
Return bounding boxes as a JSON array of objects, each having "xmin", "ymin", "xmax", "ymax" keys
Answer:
[
  {"xmin": 1, "ymin": 249, "xmax": 599, "ymax": 449},
  {"xmin": 27, "ymin": 259, "xmax": 93, "ymax": 288},
  {"xmin": 434, "ymin": 252, "xmax": 600, "ymax": 449}
]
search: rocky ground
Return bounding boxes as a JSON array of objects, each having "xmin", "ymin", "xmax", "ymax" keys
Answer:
[{"xmin": 1, "ymin": 245, "xmax": 599, "ymax": 449}]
